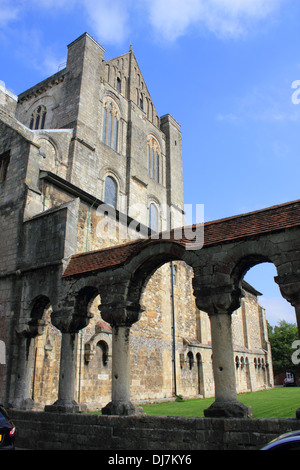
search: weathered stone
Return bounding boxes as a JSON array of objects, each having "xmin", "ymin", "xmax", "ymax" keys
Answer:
[{"xmin": 3, "ymin": 30, "xmax": 299, "ymax": 421}]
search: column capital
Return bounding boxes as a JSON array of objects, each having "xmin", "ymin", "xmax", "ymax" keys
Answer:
[
  {"xmin": 51, "ymin": 307, "xmax": 91, "ymax": 333},
  {"xmin": 193, "ymin": 281, "xmax": 242, "ymax": 316},
  {"xmin": 275, "ymin": 273, "xmax": 300, "ymax": 338},
  {"xmin": 99, "ymin": 301, "xmax": 144, "ymax": 327},
  {"xmin": 275, "ymin": 273, "xmax": 300, "ymax": 305}
]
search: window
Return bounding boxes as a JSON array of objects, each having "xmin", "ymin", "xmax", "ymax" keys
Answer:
[
  {"xmin": 147, "ymin": 136, "xmax": 161, "ymax": 183},
  {"xmin": 116, "ymin": 77, "xmax": 121, "ymax": 93},
  {"xmin": 149, "ymin": 203, "xmax": 158, "ymax": 233},
  {"xmin": 104, "ymin": 175, "xmax": 117, "ymax": 208},
  {"xmin": 102, "ymin": 101, "xmax": 119, "ymax": 152},
  {"xmin": 187, "ymin": 351, "xmax": 194, "ymax": 370},
  {"xmin": 29, "ymin": 105, "xmax": 47, "ymax": 130},
  {"xmin": 97, "ymin": 341, "xmax": 109, "ymax": 367},
  {"xmin": 0, "ymin": 151, "xmax": 10, "ymax": 183}
]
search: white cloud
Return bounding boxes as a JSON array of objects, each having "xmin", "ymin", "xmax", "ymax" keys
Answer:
[
  {"xmin": 0, "ymin": 0, "xmax": 20, "ymax": 27},
  {"xmin": 145, "ymin": 0, "xmax": 203, "ymax": 42},
  {"xmin": 216, "ymin": 113, "xmax": 239, "ymax": 122},
  {"xmin": 83, "ymin": 0, "xmax": 132, "ymax": 46},
  {"xmin": 0, "ymin": 0, "xmax": 286, "ymax": 49},
  {"xmin": 145, "ymin": 0, "xmax": 284, "ymax": 42}
]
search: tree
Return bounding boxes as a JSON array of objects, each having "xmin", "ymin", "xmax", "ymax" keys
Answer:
[{"xmin": 268, "ymin": 320, "xmax": 300, "ymax": 378}]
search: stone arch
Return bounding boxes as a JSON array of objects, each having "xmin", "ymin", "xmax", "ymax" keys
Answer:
[
  {"xmin": 12, "ymin": 293, "xmax": 62, "ymax": 409},
  {"xmin": 26, "ymin": 295, "xmax": 52, "ymax": 337},
  {"xmin": 231, "ymin": 253, "xmax": 274, "ymax": 289},
  {"xmin": 35, "ymin": 135, "xmax": 59, "ymax": 173},
  {"xmin": 29, "ymin": 295, "xmax": 62, "ymax": 406},
  {"xmin": 73, "ymin": 285, "xmax": 100, "ymax": 330},
  {"xmin": 125, "ymin": 241, "xmax": 187, "ymax": 311}
]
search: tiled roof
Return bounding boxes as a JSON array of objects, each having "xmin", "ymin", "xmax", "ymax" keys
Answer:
[
  {"xmin": 62, "ymin": 199, "xmax": 300, "ymax": 278},
  {"xmin": 96, "ymin": 320, "xmax": 112, "ymax": 332}
]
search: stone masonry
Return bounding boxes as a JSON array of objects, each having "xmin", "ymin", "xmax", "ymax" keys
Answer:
[{"xmin": 0, "ymin": 33, "xmax": 276, "ymax": 416}]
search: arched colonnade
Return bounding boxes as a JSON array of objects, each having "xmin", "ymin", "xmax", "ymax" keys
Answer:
[{"xmin": 11, "ymin": 201, "xmax": 300, "ymax": 418}]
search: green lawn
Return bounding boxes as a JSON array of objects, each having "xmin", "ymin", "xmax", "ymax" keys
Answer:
[{"xmin": 142, "ymin": 388, "xmax": 300, "ymax": 419}]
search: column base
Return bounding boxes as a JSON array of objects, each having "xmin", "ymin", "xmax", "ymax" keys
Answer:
[
  {"xmin": 9, "ymin": 398, "xmax": 35, "ymax": 411},
  {"xmin": 101, "ymin": 401, "xmax": 144, "ymax": 416},
  {"xmin": 44, "ymin": 399, "xmax": 80, "ymax": 414},
  {"xmin": 204, "ymin": 400, "xmax": 252, "ymax": 418}
]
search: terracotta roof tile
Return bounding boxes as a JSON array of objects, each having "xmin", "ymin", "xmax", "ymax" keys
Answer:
[
  {"xmin": 96, "ymin": 320, "xmax": 112, "ymax": 332},
  {"xmin": 62, "ymin": 199, "xmax": 300, "ymax": 278}
]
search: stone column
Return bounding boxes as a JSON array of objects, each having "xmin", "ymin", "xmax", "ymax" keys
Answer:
[
  {"xmin": 10, "ymin": 335, "xmax": 34, "ymax": 410},
  {"xmin": 45, "ymin": 332, "xmax": 80, "ymax": 413},
  {"xmin": 204, "ymin": 312, "xmax": 251, "ymax": 417},
  {"xmin": 102, "ymin": 325, "xmax": 142, "ymax": 415},
  {"xmin": 275, "ymin": 274, "xmax": 300, "ymax": 419},
  {"xmin": 100, "ymin": 298, "xmax": 143, "ymax": 416},
  {"xmin": 193, "ymin": 278, "xmax": 251, "ymax": 418},
  {"xmin": 10, "ymin": 319, "xmax": 45, "ymax": 410}
]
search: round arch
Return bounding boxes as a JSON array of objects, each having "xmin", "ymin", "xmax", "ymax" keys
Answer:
[
  {"xmin": 125, "ymin": 240, "xmax": 189, "ymax": 310},
  {"xmin": 27, "ymin": 295, "xmax": 52, "ymax": 336},
  {"xmin": 74, "ymin": 285, "xmax": 100, "ymax": 330}
]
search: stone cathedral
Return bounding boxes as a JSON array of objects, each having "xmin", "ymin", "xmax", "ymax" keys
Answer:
[{"xmin": 0, "ymin": 33, "xmax": 273, "ymax": 411}]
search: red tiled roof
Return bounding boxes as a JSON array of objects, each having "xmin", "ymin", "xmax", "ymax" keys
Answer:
[
  {"xmin": 62, "ymin": 199, "xmax": 300, "ymax": 278},
  {"xmin": 96, "ymin": 320, "xmax": 112, "ymax": 332}
]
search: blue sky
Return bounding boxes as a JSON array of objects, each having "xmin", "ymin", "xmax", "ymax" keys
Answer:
[{"xmin": 1, "ymin": 0, "xmax": 300, "ymax": 326}]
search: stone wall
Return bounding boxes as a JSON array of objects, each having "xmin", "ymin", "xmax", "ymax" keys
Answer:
[{"xmin": 10, "ymin": 410, "xmax": 300, "ymax": 450}]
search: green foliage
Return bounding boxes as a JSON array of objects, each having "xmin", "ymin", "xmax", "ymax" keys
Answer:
[{"xmin": 268, "ymin": 320, "xmax": 300, "ymax": 377}]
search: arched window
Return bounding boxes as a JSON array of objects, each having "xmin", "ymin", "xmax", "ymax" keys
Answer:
[
  {"xmin": 96, "ymin": 341, "xmax": 109, "ymax": 367},
  {"xmin": 102, "ymin": 101, "xmax": 119, "ymax": 152},
  {"xmin": 187, "ymin": 351, "xmax": 194, "ymax": 370},
  {"xmin": 30, "ymin": 105, "xmax": 47, "ymax": 130},
  {"xmin": 104, "ymin": 175, "xmax": 117, "ymax": 208},
  {"xmin": 147, "ymin": 136, "xmax": 161, "ymax": 183},
  {"xmin": 149, "ymin": 203, "xmax": 158, "ymax": 233},
  {"xmin": 116, "ymin": 77, "xmax": 121, "ymax": 93}
]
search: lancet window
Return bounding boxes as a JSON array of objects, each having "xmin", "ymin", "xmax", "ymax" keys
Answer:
[
  {"xmin": 147, "ymin": 136, "xmax": 161, "ymax": 183},
  {"xmin": 104, "ymin": 175, "xmax": 118, "ymax": 209},
  {"xmin": 102, "ymin": 101, "xmax": 119, "ymax": 152},
  {"xmin": 149, "ymin": 202, "xmax": 159, "ymax": 233}
]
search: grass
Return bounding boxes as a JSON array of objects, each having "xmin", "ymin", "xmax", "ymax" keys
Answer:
[{"xmin": 141, "ymin": 387, "xmax": 300, "ymax": 419}]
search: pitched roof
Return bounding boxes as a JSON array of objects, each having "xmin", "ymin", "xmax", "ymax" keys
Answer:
[{"xmin": 62, "ymin": 199, "xmax": 300, "ymax": 278}]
